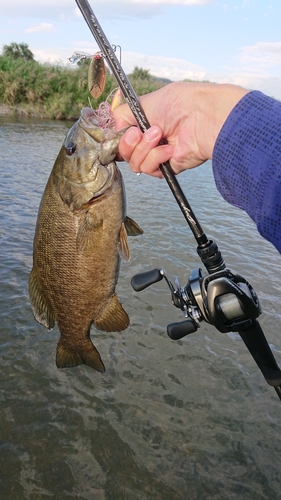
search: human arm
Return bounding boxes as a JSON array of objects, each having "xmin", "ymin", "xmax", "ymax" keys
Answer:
[
  {"xmin": 113, "ymin": 81, "xmax": 249, "ymax": 176},
  {"xmin": 113, "ymin": 82, "xmax": 281, "ymax": 252},
  {"xmin": 213, "ymin": 90, "xmax": 281, "ymax": 253}
]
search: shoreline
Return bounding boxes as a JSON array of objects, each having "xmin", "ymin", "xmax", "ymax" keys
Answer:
[
  {"xmin": 0, "ymin": 103, "xmax": 78, "ymax": 121},
  {"xmin": 0, "ymin": 103, "xmax": 36, "ymax": 117},
  {"xmin": 0, "ymin": 104, "xmax": 13, "ymax": 115}
]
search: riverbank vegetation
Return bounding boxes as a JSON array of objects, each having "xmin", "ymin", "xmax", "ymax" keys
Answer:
[{"xmin": 0, "ymin": 43, "xmax": 170, "ymax": 120}]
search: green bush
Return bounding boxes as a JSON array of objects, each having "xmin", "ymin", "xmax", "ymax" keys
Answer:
[{"xmin": 0, "ymin": 44, "xmax": 169, "ymax": 120}]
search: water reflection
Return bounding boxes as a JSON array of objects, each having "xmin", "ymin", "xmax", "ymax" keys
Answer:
[{"xmin": 1, "ymin": 115, "xmax": 281, "ymax": 499}]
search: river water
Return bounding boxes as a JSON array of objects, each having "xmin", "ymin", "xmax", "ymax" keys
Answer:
[{"xmin": 1, "ymin": 114, "xmax": 281, "ymax": 500}]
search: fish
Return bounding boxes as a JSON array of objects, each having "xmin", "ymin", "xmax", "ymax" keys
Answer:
[
  {"xmin": 29, "ymin": 105, "xmax": 143, "ymax": 373},
  {"xmin": 88, "ymin": 53, "xmax": 106, "ymax": 99}
]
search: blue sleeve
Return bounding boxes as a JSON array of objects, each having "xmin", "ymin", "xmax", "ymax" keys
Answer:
[{"xmin": 212, "ymin": 90, "xmax": 281, "ymax": 253}]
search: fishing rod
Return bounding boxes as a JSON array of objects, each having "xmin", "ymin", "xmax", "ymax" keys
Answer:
[
  {"xmin": 75, "ymin": 0, "xmax": 281, "ymax": 400},
  {"xmin": 74, "ymin": 0, "xmax": 205, "ymax": 245}
]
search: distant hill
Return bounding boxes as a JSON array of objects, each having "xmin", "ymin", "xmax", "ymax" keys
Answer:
[{"xmin": 152, "ymin": 76, "xmax": 173, "ymax": 85}]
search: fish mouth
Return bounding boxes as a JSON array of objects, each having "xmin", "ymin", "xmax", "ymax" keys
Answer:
[
  {"xmin": 77, "ymin": 107, "xmax": 117, "ymax": 195},
  {"xmin": 64, "ymin": 106, "xmax": 120, "ymax": 198},
  {"xmin": 80, "ymin": 107, "xmax": 100, "ymax": 128},
  {"xmin": 79, "ymin": 107, "xmax": 117, "ymax": 141}
]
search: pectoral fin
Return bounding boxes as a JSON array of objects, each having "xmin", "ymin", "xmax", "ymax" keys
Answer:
[
  {"xmin": 76, "ymin": 212, "xmax": 103, "ymax": 253},
  {"xmin": 124, "ymin": 216, "xmax": 143, "ymax": 236},
  {"xmin": 118, "ymin": 222, "xmax": 130, "ymax": 262},
  {"xmin": 94, "ymin": 294, "xmax": 130, "ymax": 332},
  {"xmin": 29, "ymin": 268, "xmax": 55, "ymax": 330},
  {"xmin": 118, "ymin": 217, "xmax": 143, "ymax": 262}
]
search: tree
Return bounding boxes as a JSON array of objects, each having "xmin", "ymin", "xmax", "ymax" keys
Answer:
[
  {"xmin": 130, "ymin": 66, "xmax": 152, "ymax": 81},
  {"xmin": 2, "ymin": 42, "xmax": 35, "ymax": 61}
]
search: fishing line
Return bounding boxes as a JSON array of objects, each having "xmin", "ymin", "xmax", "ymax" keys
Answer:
[
  {"xmin": 74, "ymin": 0, "xmax": 207, "ymax": 245},
  {"xmin": 74, "ymin": 0, "xmax": 281, "ymax": 401}
]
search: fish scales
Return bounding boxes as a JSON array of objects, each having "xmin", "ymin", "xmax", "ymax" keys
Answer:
[{"xmin": 29, "ymin": 107, "xmax": 143, "ymax": 372}]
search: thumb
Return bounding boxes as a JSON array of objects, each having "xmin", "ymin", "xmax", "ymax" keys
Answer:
[{"xmin": 113, "ymin": 103, "xmax": 137, "ymax": 131}]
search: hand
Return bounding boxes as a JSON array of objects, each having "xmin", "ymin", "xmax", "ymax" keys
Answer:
[{"xmin": 113, "ymin": 82, "xmax": 249, "ymax": 177}]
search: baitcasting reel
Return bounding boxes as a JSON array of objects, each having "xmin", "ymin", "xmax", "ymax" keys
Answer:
[
  {"xmin": 131, "ymin": 241, "xmax": 281, "ymax": 400},
  {"xmin": 131, "ymin": 266, "xmax": 261, "ymax": 341}
]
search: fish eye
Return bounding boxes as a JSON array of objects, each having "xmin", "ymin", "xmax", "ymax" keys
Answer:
[{"xmin": 65, "ymin": 142, "xmax": 77, "ymax": 156}]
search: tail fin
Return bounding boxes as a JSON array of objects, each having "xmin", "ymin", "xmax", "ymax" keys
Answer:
[{"xmin": 56, "ymin": 338, "xmax": 105, "ymax": 373}]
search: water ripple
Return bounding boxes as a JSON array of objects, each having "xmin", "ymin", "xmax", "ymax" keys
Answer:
[{"xmin": 1, "ymin": 116, "xmax": 281, "ymax": 499}]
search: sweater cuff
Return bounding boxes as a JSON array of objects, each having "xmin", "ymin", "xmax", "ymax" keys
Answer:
[{"xmin": 212, "ymin": 90, "xmax": 281, "ymax": 251}]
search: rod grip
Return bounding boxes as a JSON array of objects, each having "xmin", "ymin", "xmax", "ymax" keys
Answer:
[{"xmin": 239, "ymin": 320, "xmax": 281, "ymax": 388}]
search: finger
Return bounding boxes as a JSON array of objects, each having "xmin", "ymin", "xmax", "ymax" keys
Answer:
[
  {"xmin": 118, "ymin": 127, "xmax": 143, "ymax": 165},
  {"xmin": 128, "ymin": 125, "xmax": 163, "ymax": 172},
  {"xmin": 139, "ymin": 144, "xmax": 174, "ymax": 177}
]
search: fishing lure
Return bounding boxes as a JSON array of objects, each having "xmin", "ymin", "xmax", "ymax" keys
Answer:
[
  {"xmin": 88, "ymin": 53, "xmax": 106, "ymax": 99},
  {"xmin": 69, "ymin": 45, "xmax": 122, "ymax": 101}
]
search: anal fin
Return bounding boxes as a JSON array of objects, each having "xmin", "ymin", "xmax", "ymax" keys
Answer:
[{"xmin": 95, "ymin": 294, "xmax": 130, "ymax": 332}]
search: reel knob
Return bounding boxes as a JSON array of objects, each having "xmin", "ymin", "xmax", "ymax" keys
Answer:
[
  {"xmin": 167, "ymin": 318, "xmax": 198, "ymax": 340},
  {"xmin": 131, "ymin": 268, "xmax": 163, "ymax": 292}
]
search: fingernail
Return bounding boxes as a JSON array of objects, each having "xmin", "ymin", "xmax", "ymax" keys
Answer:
[
  {"xmin": 144, "ymin": 126, "xmax": 161, "ymax": 143},
  {"xmin": 124, "ymin": 127, "xmax": 139, "ymax": 146}
]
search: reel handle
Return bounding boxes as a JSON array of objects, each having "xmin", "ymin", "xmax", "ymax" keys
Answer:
[
  {"xmin": 131, "ymin": 268, "xmax": 163, "ymax": 292},
  {"xmin": 167, "ymin": 319, "xmax": 198, "ymax": 340}
]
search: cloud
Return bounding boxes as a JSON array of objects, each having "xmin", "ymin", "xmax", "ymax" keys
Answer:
[
  {"xmin": 214, "ymin": 72, "xmax": 281, "ymax": 100},
  {"xmin": 0, "ymin": 0, "xmax": 215, "ymax": 20},
  {"xmin": 207, "ymin": 62, "xmax": 281, "ymax": 101},
  {"xmin": 240, "ymin": 42, "xmax": 281, "ymax": 69},
  {"xmin": 52, "ymin": 51, "xmax": 281, "ymax": 100},
  {"xmin": 33, "ymin": 44, "xmax": 207, "ymax": 81},
  {"xmin": 0, "ymin": 0, "xmax": 70, "ymax": 15},
  {"xmin": 104, "ymin": 0, "xmax": 216, "ymax": 17},
  {"xmin": 1, "ymin": 0, "xmax": 214, "ymax": 8},
  {"xmin": 32, "ymin": 48, "xmax": 71, "ymax": 65},
  {"xmin": 120, "ymin": 52, "xmax": 207, "ymax": 81},
  {"xmin": 122, "ymin": 0, "xmax": 213, "ymax": 3},
  {"xmin": 25, "ymin": 23, "xmax": 53, "ymax": 34},
  {"xmin": 31, "ymin": 42, "xmax": 281, "ymax": 100}
]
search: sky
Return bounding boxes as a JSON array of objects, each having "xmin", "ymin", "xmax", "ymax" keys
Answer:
[{"xmin": 0, "ymin": 0, "xmax": 280, "ymax": 99}]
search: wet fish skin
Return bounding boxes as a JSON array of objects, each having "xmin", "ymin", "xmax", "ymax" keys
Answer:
[{"xmin": 29, "ymin": 107, "xmax": 143, "ymax": 372}]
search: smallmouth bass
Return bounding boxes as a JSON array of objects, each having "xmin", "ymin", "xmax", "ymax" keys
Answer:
[{"xmin": 29, "ymin": 106, "xmax": 143, "ymax": 372}]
